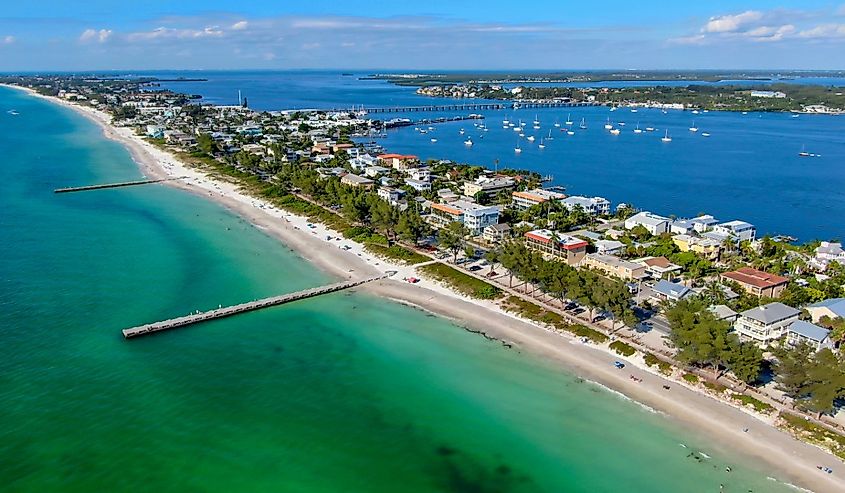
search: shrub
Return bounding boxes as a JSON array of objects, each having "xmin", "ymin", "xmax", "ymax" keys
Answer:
[
  {"xmin": 418, "ymin": 264, "xmax": 502, "ymax": 300},
  {"xmin": 731, "ymin": 394, "xmax": 774, "ymax": 414},
  {"xmin": 644, "ymin": 353, "xmax": 660, "ymax": 367},
  {"xmin": 610, "ymin": 341, "xmax": 636, "ymax": 357},
  {"xmin": 682, "ymin": 373, "xmax": 699, "ymax": 384},
  {"xmin": 702, "ymin": 381, "xmax": 728, "ymax": 393}
]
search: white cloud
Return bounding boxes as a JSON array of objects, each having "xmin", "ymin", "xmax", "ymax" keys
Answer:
[
  {"xmin": 127, "ymin": 25, "xmax": 224, "ymax": 42},
  {"xmin": 797, "ymin": 23, "xmax": 845, "ymax": 39},
  {"xmin": 80, "ymin": 28, "xmax": 112, "ymax": 43},
  {"xmin": 231, "ymin": 20, "xmax": 249, "ymax": 30},
  {"xmin": 703, "ymin": 10, "xmax": 763, "ymax": 33},
  {"xmin": 2, "ymin": 35, "xmax": 14, "ymax": 45}
]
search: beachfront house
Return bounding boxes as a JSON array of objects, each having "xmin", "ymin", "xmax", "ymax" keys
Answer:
[
  {"xmin": 511, "ymin": 188, "xmax": 566, "ymax": 211},
  {"xmin": 407, "ymin": 167, "xmax": 431, "ymax": 182},
  {"xmin": 524, "ymin": 229, "xmax": 588, "ymax": 266},
  {"xmin": 463, "ymin": 176, "xmax": 516, "ymax": 201},
  {"xmin": 805, "ymin": 298, "xmax": 845, "ymax": 324},
  {"xmin": 624, "ymin": 212, "xmax": 670, "ymax": 236},
  {"xmin": 428, "ymin": 200, "xmax": 500, "ymax": 236},
  {"xmin": 650, "ymin": 280, "xmax": 693, "ymax": 304},
  {"xmin": 785, "ymin": 320, "xmax": 834, "ymax": 352},
  {"xmin": 561, "ymin": 196, "xmax": 611, "ymax": 216},
  {"xmin": 809, "ymin": 242, "xmax": 845, "ymax": 271},
  {"xmin": 733, "ymin": 302, "xmax": 801, "ymax": 346},
  {"xmin": 713, "ymin": 220, "xmax": 756, "ymax": 243},
  {"xmin": 483, "ymin": 223, "xmax": 512, "ymax": 244},
  {"xmin": 720, "ymin": 267, "xmax": 789, "ymax": 298},
  {"xmin": 580, "ymin": 253, "xmax": 647, "ymax": 281},
  {"xmin": 709, "ymin": 304, "xmax": 739, "ymax": 323}
]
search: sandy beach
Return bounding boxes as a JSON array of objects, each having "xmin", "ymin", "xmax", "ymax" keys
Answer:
[{"xmin": 10, "ymin": 84, "xmax": 844, "ymax": 492}]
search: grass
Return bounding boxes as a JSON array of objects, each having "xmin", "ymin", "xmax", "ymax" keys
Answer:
[
  {"xmin": 731, "ymin": 394, "xmax": 774, "ymax": 414},
  {"xmin": 364, "ymin": 244, "xmax": 429, "ymax": 265},
  {"xmin": 702, "ymin": 381, "xmax": 728, "ymax": 394},
  {"xmin": 779, "ymin": 413, "xmax": 845, "ymax": 461},
  {"xmin": 418, "ymin": 263, "xmax": 502, "ymax": 300},
  {"xmin": 501, "ymin": 296, "xmax": 609, "ymax": 343},
  {"xmin": 610, "ymin": 341, "xmax": 636, "ymax": 357},
  {"xmin": 682, "ymin": 373, "xmax": 699, "ymax": 384},
  {"xmin": 658, "ymin": 361, "xmax": 673, "ymax": 376}
]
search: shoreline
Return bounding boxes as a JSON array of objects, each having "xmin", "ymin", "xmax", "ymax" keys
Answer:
[{"xmin": 7, "ymin": 84, "xmax": 845, "ymax": 492}]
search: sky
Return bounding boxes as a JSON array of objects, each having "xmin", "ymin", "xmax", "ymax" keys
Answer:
[{"xmin": 1, "ymin": 1, "xmax": 845, "ymax": 71}]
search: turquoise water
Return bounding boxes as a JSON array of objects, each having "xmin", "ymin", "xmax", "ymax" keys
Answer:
[{"xmin": 0, "ymin": 86, "xmax": 798, "ymax": 492}]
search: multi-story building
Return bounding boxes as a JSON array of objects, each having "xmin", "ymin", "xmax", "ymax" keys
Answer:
[
  {"xmin": 377, "ymin": 187, "xmax": 405, "ymax": 206},
  {"xmin": 524, "ymin": 229, "xmax": 588, "ymax": 266},
  {"xmin": 624, "ymin": 211, "xmax": 670, "ymax": 235},
  {"xmin": 721, "ymin": 267, "xmax": 788, "ymax": 298},
  {"xmin": 562, "ymin": 196, "xmax": 611, "ymax": 216},
  {"xmin": 511, "ymin": 189, "xmax": 566, "ymax": 211},
  {"xmin": 405, "ymin": 178, "xmax": 431, "ymax": 192},
  {"xmin": 734, "ymin": 302, "xmax": 800, "ymax": 346},
  {"xmin": 785, "ymin": 320, "xmax": 834, "ymax": 352},
  {"xmin": 340, "ymin": 173, "xmax": 375, "ymax": 188},
  {"xmin": 672, "ymin": 234, "xmax": 722, "ymax": 260},
  {"xmin": 463, "ymin": 176, "xmax": 516, "ymax": 199},
  {"xmin": 580, "ymin": 253, "xmax": 647, "ymax": 281},
  {"xmin": 377, "ymin": 153, "xmax": 419, "ymax": 170},
  {"xmin": 805, "ymin": 298, "xmax": 845, "ymax": 324},
  {"xmin": 428, "ymin": 200, "xmax": 500, "ymax": 236},
  {"xmin": 713, "ymin": 220, "xmax": 756, "ymax": 242}
]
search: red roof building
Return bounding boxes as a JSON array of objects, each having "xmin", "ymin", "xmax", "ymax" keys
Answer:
[{"xmin": 721, "ymin": 267, "xmax": 789, "ymax": 298}]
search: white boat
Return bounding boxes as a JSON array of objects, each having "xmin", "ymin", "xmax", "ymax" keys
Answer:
[
  {"xmin": 513, "ymin": 126, "xmax": 521, "ymax": 132},
  {"xmin": 509, "ymin": 123, "xmax": 515, "ymax": 127},
  {"xmin": 546, "ymin": 129, "xmax": 554, "ymax": 141},
  {"xmin": 514, "ymin": 142, "xmax": 522, "ymax": 153},
  {"xmin": 610, "ymin": 128, "xmax": 621, "ymax": 135},
  {"xmin": 7, "ymin": 110, "xmax": 19, "ymax": 115},
  {"xmin": 519, "ymin": 119, "xmax": 526, "ymax": 127},
  {"xmin": 430, "ymin": 138, "xmax": 438, "ymax": 143},
  {"xmin": 633, "ymin": 123, "xmax": 642, "ymax": 134},
  {"xmin": 459, "ymin": 129, "xmax": 465, "ymax": 135},
  {"xmin": 618, "ymin": 122, "xmax": 626, "ymax": 126},
  {"xmin": 526, "ymin": 135, "xmax": 535, "ymax": 142},
  {"xmin": 661, "ymin": 130, "xmax": 672, "ymax": 142},
  {"xmin": 610, "ymin": 106, "xmax": 617, "ymax": 112},
  {"xmin": 538, "ymin": 138, "xmax": 546, "ymax": 149},
  {"xmin": 428, "ymin": 126, "xmax": 434, "ymax": 130},
  {"xmin": 503, "ymin": 125, "xmax": 509, "ymax": 129},
  {"xmin": 554, "ymin": 118, "xmax": 561, "ymax": 128},
  {"xmin": 533, "ymin": 124, "xmax": 540, "ymax": 130},
  {"xmin": 692, "ymin": 110, "xmax": 700, "ymax": 115},
  {"xmin": 703, "ymin": 110, "xmax": 709, "ymax": 113},
  {"xmin": 579, "ymin": 118, "xmax": 587, "ymax": 129},
  {"xmin": 567, "ymin": 130, "xmax": 575, "ymax": 135},
  {"xmin": 503, "ymin": 117, "xmax": 509, "ymax": 124},
  {"xmin": 792, "ymin": 114, "xmax": 800, "ymax": 118},
  {"xmin": 701, "ymin": 132, "xmax": 711, "ymax": 137},
  {"xmin": 689, "ymin": 121, "xmax": 698, "ymax": 132},
  {"xmin": 519, "ymin": 132, "xmax": 525, "ymax": 137},
  {"xmin": 565, "ymin": 113, "xmax": 573, "ymax": 125},
  {"xmin": 630, "ymin": 108, "xmax": 638, "ymax": 113},
  {"xmin": 645, "ymin": 126, "xmax": 655, "ymax": 132},
  {"xmin": 799, "ymin": 144, "xmax": 810, "ymax": 157},
  {"xmin": 741, "ymin": 112, "xmax": 748, "ymax": 115},
  {"xmin": 464, "ymin": 138, "xmax": 473, "ymax": 146},
  {"xmin": 604, "ymin": 118, "xmax": 613, "ymax": 130},
  {"xmin": 533, "ymin": 115, "xmax": 540, "ymax": 125}
]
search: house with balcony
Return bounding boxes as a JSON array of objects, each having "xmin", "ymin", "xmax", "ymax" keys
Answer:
[
  {"xmin": 672, "ymin": 234, "xmax": 722, "ymax": 260},
  {"xmin": 635, "ymin": 256, "xmax": 682, "ymax": 280},
  {"xmin": 428, "ymin": 200, "xmax": 499, "ymax": 236},
  {"xmin": 580, "ymin": 253, "xmax": 647, "ymax": 281},
  {"xmin": 624, "ymin": 211, "xmax": 670, "ymax": 236},
  {"xmin": 511, "ymin": 188, "xmax": 566, "ymax": 211},
  {"xmin": 721, "ymin": 267, "xmax": 788, "ymax": 298},
  {"xmin": 809, "ymin": 242, "xmax": 845, "ymax": 271},
  {"xmin": 463, "ymin": 176, "xmax": 515, "ymax": 200},
  {"xmin": 377, "ymin": 153, "xmax": 419, "ymax": 170},
  {"xmin": 713, "ymin": 220, "xmax": 756, "ymax": 242},
  {"xmin": 733, "ymin": 302, "xmax": 800, "ymax": 346},
  {"xmin": 561, "ymin": 196, "xmax": 611, "ymax": 216},
  {"xmin": 650, "ymin": 280, "xmax": 693, "ymax": 304},
  {"xmin": 483, "ymin": 223, "xmax": 512, "ymax": 244},
  {"xmin": 524, "ymin": 229, "xmax": 588, "ymax": 266},
  {"xmin": 785, "ymin": 320, "xmax": 834, "ymax": 352}
]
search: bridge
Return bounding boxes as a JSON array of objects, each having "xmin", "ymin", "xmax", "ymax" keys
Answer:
[
  {"xmin": 54, "ymin": 177, "xmax": 183, "ymax": 194},
  {"xmin": 327, "ymin": 101, "xmax": 603, "ymax": 115},
  {"xmin": 122, "ymin": 273, "xmax": 392, "ymax": 339}
]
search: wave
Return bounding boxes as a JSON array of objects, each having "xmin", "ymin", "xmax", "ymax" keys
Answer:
[{"xmin": 586, "ymin": 379, "xmax": 666, "ymax": 415}]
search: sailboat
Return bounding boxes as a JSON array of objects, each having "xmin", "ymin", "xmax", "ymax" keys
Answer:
[
  {"xmin": 503, "ymin": 117, "xmax": 509, "ymax": 125},
  {"xmin": 567, "ymin": 129, "xmax": 575, "ymax": 135},
  {"xmin": 565, "ymin": 113, "xmax": 573, "ymax": 125},
  {"xmin": 689, "ymin": 121, "xmax": 698, "ymax": 132},
  {"xmin": 610, "ymin": 128, "xmax": 621, "ymax": 135},
  {"xmin": 579, "ymin": 118, "xmax": 587, "ymax": 129},
  {"xmin": 546, "ymin": 129, "xmax": 554, "ymax": 141},
  {"xmin": 514, "ymin": 140, "xmax": 522, "ymax": 153},
  {"xmin": 661, "ymin": 130, "xmax": 672, "ymax": 142},
  {"xmin": 604, "ymin": 118, "xmax": 613, "ymax": 130},
  {"xmin": 630, "ymin": 108, "xmax": 638, "ymax": 113},
  {"xmin": 430, "ymin": 138, "xmax": 438, "ymax": 143},
  {"xmin": 799, "ymin": 144, "xmax": 811, "ymax": 157},
  {"xmin": 538, "ymin": 138, "xmax": 546, "ymax": 149},
  {"xmin": 526, "ymin": 135, "xmax": 535, "ymax": 142},
  {"xmin": 459, "ymin": 128, "xmax": 465, "ymax": 135},
  {"xmin": 464, "ymin": 137, "xmax": 473, "ymax": 146},
  {"xmin": 533, "ymin": 114, "xmax": 540, "ymax": 126},
  {"xmin": 633, "ymin": 123, "xmax": 642, "ymax": 134},
  {"xmin": 554, "ymin": 118, "xmax": 561, "ymax": 128}
]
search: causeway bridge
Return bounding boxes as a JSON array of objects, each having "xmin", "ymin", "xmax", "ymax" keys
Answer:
[
  {"xmin": 329, "ymin": 101, "xmax": 603, "ymax": 114},
  {"xmin": 122, "ymin": 273, "xmax": 392, "ymax": 339},
  {"xmin": 54, "ymin": 177, "xmax": 183, "ymax": 194}
]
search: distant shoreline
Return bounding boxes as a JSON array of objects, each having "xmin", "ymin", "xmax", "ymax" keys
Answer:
[{"xmin": 6, "ymin": 83, "xmax": 845, "ymax": 493}]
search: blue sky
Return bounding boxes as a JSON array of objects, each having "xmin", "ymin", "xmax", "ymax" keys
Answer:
[{"xmin": 1, "ymin": 1, "xmax": 844, "ymax": 70}]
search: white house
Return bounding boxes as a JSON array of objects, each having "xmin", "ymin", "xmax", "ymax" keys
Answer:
[
  {"xmin": 624, "ymin": 212, "xmax": 670, "ymax": 235},
  {"xmin": 785, "ymin": 320, "xmax": 834, "ymax": 352},
  {"xmin": 594, "ymin": 239, "xmax": 625, "ymax": 255},
  {"xmin": 805, "ymin": 298, "xmax": 845, "ymax": 324},
  {"xmin": 405, "ymin": 178, "xmax": 431, "ymax": 192},
  {"xmin": 428, "ymin": 200, "xmax": 499, "ymax": 235},
  {"xmin": 377, "ymin": 187, "xmax": 405, "ymax": 206},
  {"xmin": 810, "ymin": 242, "xmax": 845, "ymax": 271},
  {"xmin": 713, "ymin": 220, "xmax": 756, "ymax": 242},
  {"xmin": 562, "ymin": 196, "xmax": 611, "ymax": 216},
  {"xmin": 734, "ymin": 302, "xmax": 801, "ymax": 346}
]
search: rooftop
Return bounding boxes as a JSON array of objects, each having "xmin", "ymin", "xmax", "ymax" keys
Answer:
[
  {"xmin": 809, "ymin": 298, "xmax": 845, "ymax": 318},
  {"xmin": 525, "ymin": 229, "xmax": 588, "ymax": 250},
  {"xmin": 788, "ymin": 320, "xmax": 831, "ymax": 342},
  {"xmin": 740, "ymin": 302, "xmax": 800, "ymax": 325},
  {"xmin": 722, "ymin": 267, "xmax": 788, "ymax": 288},
  {"xmin": 653, "ymin": 280, "xmax": 692, "ymax": 300}
]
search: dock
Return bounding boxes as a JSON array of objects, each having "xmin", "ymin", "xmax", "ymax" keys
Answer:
[
  {"xmin": 327, "ymin": 101, "xmax": 602, "ymax": 115},
  {"xmin": 122, "ymin": 273, "xmax": 392, "ymax": 339},
  {"xmin": 54, "ymin": 177, "xmax": 181, "ymax": 194}
]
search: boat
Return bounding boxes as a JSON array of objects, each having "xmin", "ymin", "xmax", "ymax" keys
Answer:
[
  {"xmin": 792, "ymin": 113, "xmax": 800, "ymax": 118},
  {"xmin": 533, "ymin": 124, "xmax": 540, "ymax": 130},
  {"xmin": 546, "ymin": 129, "xmax": 554, "ymax": 141},
  {"xmin": 692, "ymin": 110, "xmax": 700, "ymax": 115},
  {"xmin": 526, "ymin": 135, "xmax": 535, "ymax": 142},
  {"xmin": 514, "ymin": 141, "xmax": 522, "ymax": 153},
  {"xmin": 519, "ymin": 132, "xmax": 525, "ymax": 137},
  {"xmin": 645, "ymin": 126, "xmax": 655, "ymax": 132},
  {"xmin": 661, "ymin": 130, "xmax": 672, "ymax": 142},
  {"xmin": 513, "ymin": 126, "xmax": 521, "ymax": 132},
  {"xmin": 565, "ymin": 113, "xmax": 573, "ymax": 125},
  {"xmin": 610, "ymin": 128, "xmax": 620, "ymax": 135},
  {"xmin": 618, "ymin": 122, "xmax": 626, "ymax": 126},
  {"xmin": 633, "ymin": 123, "xmax": 642, "ymax": 134},
  {"xmin": 538, "ymin": 138, "xmax": 546, "ymax": 149},
  {"xmin": 533, "ymin": 115, "xmax": 540, "ymax": 125},
  {"xmin": 7, "ymin": 109, "xmax": 19, "ymax": 115},
  {"xmin": 519, "ymin": 119, "xmax": 526, "ymax": 127},
  {"xmin": 741, "ymin": 111, "xmax": 748, "ymax": 115},
  {"xmin": 604, "ymin": 118, "xmax": 613, "ymax": 130},
  {"xmin": 502, "ymin": 117, "xmax": 509, "ymax": 124},
  {"xmin": 701, "ymin": 132, "xmax": 711, "ymax": 137},
  {"xmin": 567, "ymin": 130, "xmax": 575, "ymax": 135},
  {"xmin": 430, "ymin": 138, "xmax": 438, "ymax": 143},
  {"xmin": 610, "ymin": 106, "xmax": 617, "ymax": 112},
  {"xmin": 459, "ymin": 129, "xmax": 465, "ymax": 135},
  {"xmin": 464, "ymin": 138, "xmax": 473, "ymax": 146},
  {"xmin": 579, "ymin": 118, "xmax": 587, "ymax": 129},
  {"xmin": 630, "ymin": 108, "xmax": 638, "ymax": 113},
  {"xmin": 799, "ymin": 144, "xmax": 810, "ymax": 157},
  {"xmin": 503, "ymin": 125, "xmax": 509, "ymax": 129},
  {"xmin": 689, "ymin": 121, "xmax": 698, "ymax": 132},
  {"xmin": 554, "ymin": 118, "xmax": 561, "ymax": 128}
]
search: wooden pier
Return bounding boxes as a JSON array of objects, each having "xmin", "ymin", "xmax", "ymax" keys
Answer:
[
  {"xmin": 54, "ymin": 177, "xmax": 180, "ymax": 194},
  {"xmin": 122, "ymin": 273, "xmax": 392, "ymax": 339}
]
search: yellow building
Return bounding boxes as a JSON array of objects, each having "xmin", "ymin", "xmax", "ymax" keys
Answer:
[{"xmin": 672, "ymin": 234, "xmax": 722, "ymax": 260}]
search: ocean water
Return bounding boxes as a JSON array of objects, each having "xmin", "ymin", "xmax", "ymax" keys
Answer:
[
  {"xmin": 154, "ymin": 70, "xmax": 844, "ymax": 240},
  {"xmin": 0, "ymin": 86, "xmax": 803, "ymax": 492}
]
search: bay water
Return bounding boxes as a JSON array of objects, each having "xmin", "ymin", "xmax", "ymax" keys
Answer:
[{"xmin": 0, "ymin": 86, "xmax": 801, "ymax": 492}]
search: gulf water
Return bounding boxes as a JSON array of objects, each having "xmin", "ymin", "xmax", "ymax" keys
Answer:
[{"xmin": 0, "ymin": 86, "xmax": 802, "ymax": 492}]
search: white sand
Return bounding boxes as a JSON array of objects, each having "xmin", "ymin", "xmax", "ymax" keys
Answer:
[{"xmin": 11, "ymin": 84, "xmax": 844, "ymax": 493}]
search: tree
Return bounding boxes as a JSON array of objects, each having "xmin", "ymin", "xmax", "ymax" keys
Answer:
[
  {"xmin": 484, "ymin": 248, "xmax": 500, "ymax": 276},
  {"xmin": 439, "ymin": 221, "xmax": 467, "ymax": 264},
  {"xmin": 396, "ymin": 212, "xmax": 426, "ymax": 244},
  {"xmin": 728, "ymin": 339, "xmax": 763, "ymax": 385},
  {"xmin": 370, "ymin": 200, "xmax": 398, "ymax": 245},
  {"xmin": 196, "ymin": 132, "xmax": 218, "ymax": 156},
  {"xmin": 464, "ymin": 245, "xmax": 477, "ymax": 261}
]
